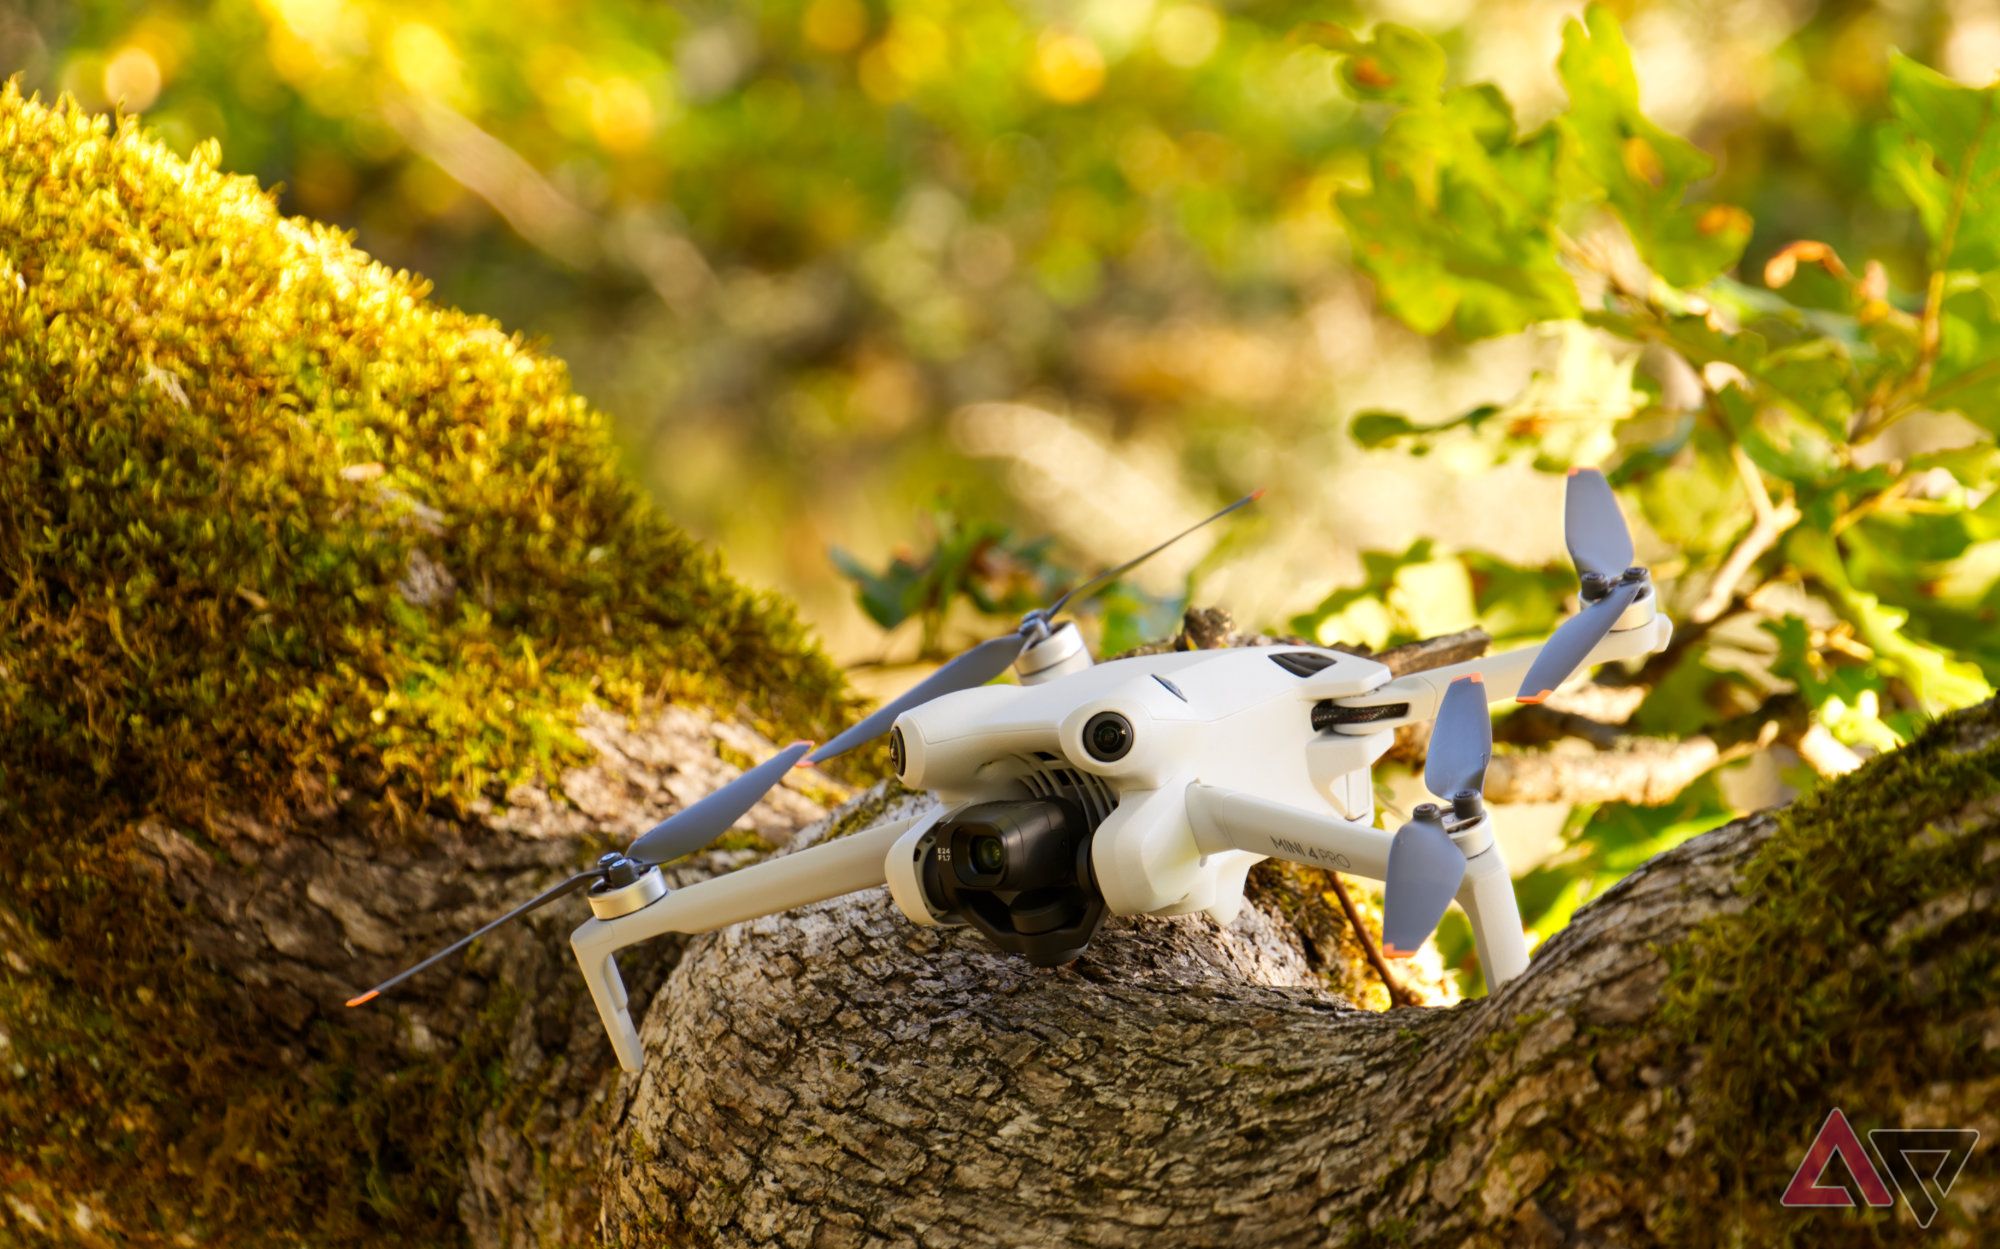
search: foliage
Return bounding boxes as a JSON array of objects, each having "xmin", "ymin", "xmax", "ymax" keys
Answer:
[
  {"xmin": 0, "ymin": 86, "xmax": 849, "ymax": 1243},
  {"xmin": 831, "ymin": 500, "xmax": 1194, "ymax": 659},
  {"xmin": 1293, "ymin": 6, "xmax": 1998, "ymax": 953},
  {"xmin": 17, "ymin": 2, "xmax": 1989, "ymax": 628},
  {"xmin": 831, "ymin": 504, "xmax": 1064, "ymax": 655},
  {"xmin": 17, "ymin": 0, "xmax": 1352, "ymax": 567}
]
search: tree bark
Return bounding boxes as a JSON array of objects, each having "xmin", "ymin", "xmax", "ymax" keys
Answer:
[
  {"xmin": 9, "ymin": 629, "xmax": 1993, "ymax": 1248},
  {"xmin": 596, "ymin": 696, "xmax": 2000, "ymax": 1248}
]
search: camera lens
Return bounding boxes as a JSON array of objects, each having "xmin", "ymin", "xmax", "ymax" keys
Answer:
[
  {"xmin": 970, "ymin": 835, "xmax": 1005, "ymax": 876},
  {"xmin": 1082, "ymin": 711, "xmax": 1133, "ymax": 762},
  {"xmin": 889, "ymin": 725, "xmax": 907, "ymax": 777}
]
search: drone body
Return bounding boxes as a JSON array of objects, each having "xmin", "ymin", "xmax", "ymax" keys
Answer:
[{"xmin": 357, "ymin": 472, "xmax": 1675, "ymax": 1076}]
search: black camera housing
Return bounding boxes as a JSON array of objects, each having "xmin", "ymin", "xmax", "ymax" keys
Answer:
[{"xmin": 920, "ymin": 797, "xmax": 1106, "ymax": 966}]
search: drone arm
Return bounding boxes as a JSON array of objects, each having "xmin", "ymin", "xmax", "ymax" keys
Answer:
[
  {"xmin": 1325, "ymin": 610, "xmax": 1673, "ymax": 733},
  {"xmin": 572, "ymin": 814, "xmax": 921, "ymax": 1073},
  {"xmin": 1185, "ymin": 784, "xmax": 1393, "ymax": 878}
]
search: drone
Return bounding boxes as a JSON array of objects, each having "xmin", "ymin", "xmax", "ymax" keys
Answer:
[{"xmin": 350, "ymin": 469, "xmax": 1671, "ymax": 1073}]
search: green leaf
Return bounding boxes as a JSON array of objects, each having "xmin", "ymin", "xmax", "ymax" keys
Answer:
[
  {"xmin": 1884, "ymin": 53, "xmax": 2000, "ymax": 271},
  {"xmin": 829, "ymin": 545, "xmax": 923, "ymax": 630},
  {"xmin": 1334, "ymin": 54, "xmax": 1579, "ymax": 337},
  {"xmin": 1350, "ymin": 410, "xmax": 1426, "ymax": 449},
  {"xmin": 1515, "ymin": 779, "xmax": 1735, "ymax": 941},
  {"xmin": 1348, "ymin": 404, "xmax": 1501, "ymax": 452},
  {"xmin": 1331, "ymin": 22, "xmax": 1448, "ymax": 105},
  {"xmin": 1556, "ymin": 4, "xmax": 1750, "ymax": 286},
  {"xmin": 1930, "ymin": 272, "xmax": 2000, "ymax": 426},
  {"xmin": 1291, "ymin": 538, "xmax": 1477, "ymax": 647},
  {"xmin": 1787, "ymin": 527, "xmax": 1993, "ymax": 712}
]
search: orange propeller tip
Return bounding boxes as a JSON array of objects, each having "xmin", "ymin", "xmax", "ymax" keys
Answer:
[
  {"xmin": 1383, "ymin": 945, "xmax": 1415, "ymax": 960},
  {"xmin": 1568, "ymin": 466, "xmax": 1584, "ymax": 476},
  {"xmin": 1517, "ymin": 690, "xmax": 1551, "ymax": 705},
  {"xmin": 1249, "ymin": 487, "xmax": 1267, "ymax": 501},
  {"xmin": 1464, "ymin": 673, "xmax": 1483, "ymax": 684},
  {"xmin": 346, "ymin": 990, "xmax": 379, "ymax": 1008}
]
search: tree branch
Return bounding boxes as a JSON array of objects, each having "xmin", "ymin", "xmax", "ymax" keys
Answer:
[
  {"xmin": 606, "ymin": 698, "xmax": 2000, "ymax": 1247},
  {"xmin": 1485, "ymin": 693, "xmax": 1842, "ymax": 806}
]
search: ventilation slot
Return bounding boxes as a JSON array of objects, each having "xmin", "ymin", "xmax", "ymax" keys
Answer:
[
  {"xmin": 1270, "ymin": 650, "xmax": 1338, "ymax": 678},
  {"xmin": 1010, "ymin": 754, "xmax": 1119, "ymax": 829}
]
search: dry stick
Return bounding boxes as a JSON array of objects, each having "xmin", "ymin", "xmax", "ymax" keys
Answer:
[
  {"xmin": 1325, "ymin": 872, "xmax": 1412, "ymax": 1007},
  {"xmin": 1689, "ymin": 444, "xmax": 1800, "ymax": 625},
  {"xmin": 1484, "ymin": 692, "xmax": 1867, "ymax": 808}
]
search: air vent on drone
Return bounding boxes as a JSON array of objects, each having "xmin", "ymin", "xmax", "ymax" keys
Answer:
[
  {"xmin": 1269, "ymin": 651, "xmax": 1338, "ymax": 678},
  {"xmin": 1009, "ymin": 754, "xmax": 1118, "ymax": 829}
]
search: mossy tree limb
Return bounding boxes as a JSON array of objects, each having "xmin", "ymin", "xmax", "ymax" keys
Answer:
[
  {"xmin": 604, "ymin": 696, "xmax": 1998, "ymax": 1247},
  {"xmin": 0, "ymin": 86, "xmax": 856, "ymax": 1246}
]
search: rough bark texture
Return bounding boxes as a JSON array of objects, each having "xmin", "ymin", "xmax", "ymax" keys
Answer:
[
  {"xmin": 0, "ymin": 705, "xmax": 842, "ymax": 1246},
  {"xmin": 8, "ymin": 619, "xmax": 1993, "ymax": 1247},
  {"xmin": 596, "ymin": 696, "xmax": 2000, "ymax": 1248}
]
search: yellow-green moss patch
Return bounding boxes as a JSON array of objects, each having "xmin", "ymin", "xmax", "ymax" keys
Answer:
[
  {"xmin": 0, "ymin": 85, "xmax": 850, "ymax": 833},
  {"xmin": 1653, "ymin": 699, "xmax": 2000, "ymax": 1240},
  {"xmin": 0, "ymin": 87, "xmax": 854, "ymax": 1245}
]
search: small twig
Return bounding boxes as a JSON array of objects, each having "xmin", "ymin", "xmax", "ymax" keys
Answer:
[
  {"xmin": 1325, "ymin": 873, "xmax": 1412, "ymax": 1007},
  {"xmin": 1690, "ymin": 445, "xmax": 1799, "ymax": 625},
  {"xmin": 1622, "ymin": 591, "xmax": 1763, "ymax": 689}
]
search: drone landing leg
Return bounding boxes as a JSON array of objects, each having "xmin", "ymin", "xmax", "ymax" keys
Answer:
[
  {"xmin": 572, "ymin": 816, "xmax": 919, "ymax": 1073},
  {"xmin": 1456, "ymin": 840, "xmax": 1530, "ymax": 987}
]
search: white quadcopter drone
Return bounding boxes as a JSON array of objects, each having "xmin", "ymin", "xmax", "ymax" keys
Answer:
[{"xmin": 351, "ymin": 470, "xmax": 1671, "ymax": 1073}]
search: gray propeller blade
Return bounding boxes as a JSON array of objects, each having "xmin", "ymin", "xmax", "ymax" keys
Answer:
[
  {"xmin": 1381, "ymin": 812, "xmax": 1468, "ymax": 958},
  {"xmin": 806, "ymin": 634, "xmax": 1026, "ymax": 764},
  {"xmin": 1515, "ymin": 578, "xmax": 1647, "ymax": 705},
  {"xmin": 347, "ymin": 867, "xmax": 605, "ymax": 1007},
  {"xmin": 627, "ymin": 739, "xmax": 815, "ymax": 864},
  {"xmin": 1424, "ymin": 674, "xmax": 1492, "ymax": 799},
  {"xmin": 1564, "ymin": 467, "xmax": 1634, "ymax": 580}
]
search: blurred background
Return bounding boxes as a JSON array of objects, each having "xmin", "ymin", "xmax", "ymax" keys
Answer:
[
  {"xmin": 10, "ymin": 0, "xmax": 1989, "ymax": 658},
  {"xmin": 8, "ymin": 0, "xmax": 1997, "ymax": 976}
]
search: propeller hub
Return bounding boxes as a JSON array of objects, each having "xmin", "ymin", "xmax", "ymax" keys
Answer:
[
  {"xmin": 596, "ymin": 851, "xmax": 643, "ymax": 888},
  {"xmin": 1579, "ymin": 571, "xmax": 1612, "ymax": 601},
  {"xmin": 1413, "ymin": 801, "xmax": 1441, "ymax": 821},
  {"xmin": 1450, "ymin": 790, "xmax": 1485, "ymax": 824},
  {"xmin": 588, "ymin": 860, "xmax": 669, "ymax": 921},
  {"xmin": 1016, "ymin": 618, "xmax": 1092, "ymax": 685}
]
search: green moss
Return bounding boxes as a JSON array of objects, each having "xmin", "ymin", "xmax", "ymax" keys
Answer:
[
  {"xmin": 0, "ymin": 88, "xmax": 855, "ymax": 1244},
  {"xmin": 0, "ymin": 85, "xmax": 850, "ymax": 831},
  {"xmin": 1346, "ymin": 702, "xmax": 1998, "ymax": 1247},
  {"xmin": 1651, "ymin": 699, "xmax": 2000, "ymax": 1240}
]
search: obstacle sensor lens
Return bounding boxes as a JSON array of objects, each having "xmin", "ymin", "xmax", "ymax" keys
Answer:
[{"xmin": 1082, "ymin": 711, "xmax": 1134, "ymax": 762}]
